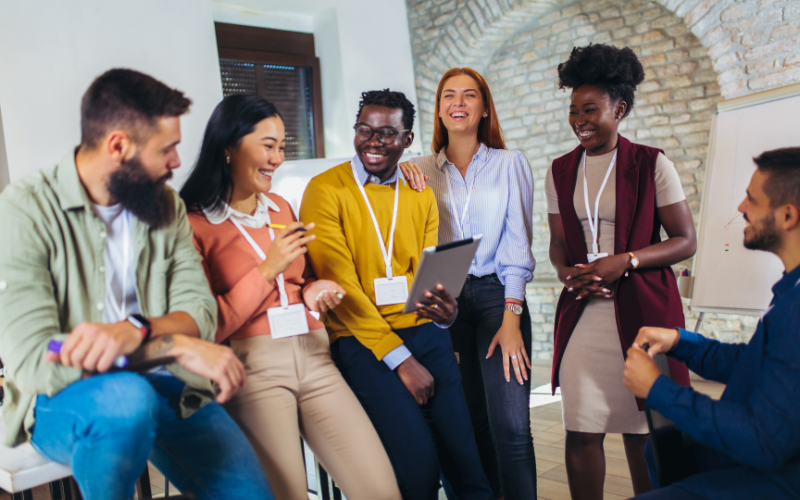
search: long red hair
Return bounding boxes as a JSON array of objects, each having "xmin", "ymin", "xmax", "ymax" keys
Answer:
[{"xmin": 431, "ymin": 68, "xmax": 506, "ymax": 154}]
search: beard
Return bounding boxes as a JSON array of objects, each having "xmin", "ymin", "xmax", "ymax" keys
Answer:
[
  {"xmin": 107, "ymin": 154, "xmax": 175, "ymax": 229},
  {"xmin": 743, "ymin": 211, "xmax": 781, "ymax": 252}
]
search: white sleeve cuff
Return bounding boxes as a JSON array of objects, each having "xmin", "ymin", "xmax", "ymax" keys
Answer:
[
  {"xmin": 383, "ymin": 345, "xmax": 412, "ymax": 370},
  {"xmin": 434, "ymin": 307, "xmax": 458, "ymax": 329}
]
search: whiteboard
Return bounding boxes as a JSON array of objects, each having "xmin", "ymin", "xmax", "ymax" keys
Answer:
[{"xmin": 691, "ymin": 83, "xmax": 800, "ymax": 315}]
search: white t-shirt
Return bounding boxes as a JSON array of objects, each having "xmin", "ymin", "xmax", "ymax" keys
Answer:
[
  {"xmin": 93, "ymin": 203, "xmax": 139, "ymax": 322},
  {"xmin": 93, "ymin": 204, "xmax": 170, "ymax": 374}
]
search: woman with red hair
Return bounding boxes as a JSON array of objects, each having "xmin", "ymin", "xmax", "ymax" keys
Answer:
[{"xmin": 401, "ymin": 68, "xmax": 537, "ymax": 500}]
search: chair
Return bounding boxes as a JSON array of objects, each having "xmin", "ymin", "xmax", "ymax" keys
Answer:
[{"xmin": 644, "ymin": 353, "xmax": 699, "ymax": 487}]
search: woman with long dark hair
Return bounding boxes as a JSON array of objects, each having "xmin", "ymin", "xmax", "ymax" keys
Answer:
[
  {"xmin": 180, "ymin": 95, "xmax": 400, "ymax": 500},
  {"xmin": 401, "ymin": 68, "xmax": 537, "ymax": 500},
  {"xmin": 546, "ymin": 44, "xmax": 695, "ymax": 499}
]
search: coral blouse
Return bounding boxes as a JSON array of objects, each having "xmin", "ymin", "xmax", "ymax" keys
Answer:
[{"xmin": 189, "ymin": 193, "xmax": 324, "ymax": 343}]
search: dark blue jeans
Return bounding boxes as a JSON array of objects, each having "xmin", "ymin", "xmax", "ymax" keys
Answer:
[
  {"xmin": 331, "ymin": 322, "xmax": 493, "ymax": 500},
  {"xmin": 447, "ymin": 275, "xmax": 537, "ymax": 500},
  {"xmin": 32, "ymin": 372, "xmax": 274, "ymax": 500}
]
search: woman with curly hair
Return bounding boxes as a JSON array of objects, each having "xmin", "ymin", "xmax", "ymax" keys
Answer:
[{"xmin": 545, "ymin": 44, "xmax": 695, "ymax": 499}]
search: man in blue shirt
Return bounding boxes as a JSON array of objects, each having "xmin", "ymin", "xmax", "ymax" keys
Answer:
[{"xmin": 622, "ymin": 147, "xmax": 800, "ymax": 500}]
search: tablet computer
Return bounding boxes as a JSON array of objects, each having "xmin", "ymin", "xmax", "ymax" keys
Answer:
[{"xmin": 402, "ymin": 235, "xmax": 482, "ymax": 313}]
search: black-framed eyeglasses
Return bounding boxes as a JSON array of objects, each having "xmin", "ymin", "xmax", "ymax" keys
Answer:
[{"xmin": 354, "ymin": 124, "xmax": 409, "ymax": 145}]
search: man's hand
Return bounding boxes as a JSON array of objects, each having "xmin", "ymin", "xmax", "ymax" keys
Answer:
[
  {"xmin": 45, "ymin": 320, "xmax": 143, "ymax": 373},
  {"xmin": 396, "ymin": 355, "xmax": 435, "ymax": 405},
  {"xmin": 169, "ymin": 336, "xmax": 246, "ymax": 404},
  {"xmin": 634, "ymin": 327, "xmax": 680, "ymax": 356},
  {"xmin": 415, "ymin": 284, "xmax": 457, "ymax": 324},
  {"xmin": 623, "ymin": 344, "xmax": 663, "ymax": 399}
]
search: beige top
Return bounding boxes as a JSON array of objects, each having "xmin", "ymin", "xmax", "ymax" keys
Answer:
[{"xmin": 544, "ymin": 150, "xmax": 685, "ymax": 256}]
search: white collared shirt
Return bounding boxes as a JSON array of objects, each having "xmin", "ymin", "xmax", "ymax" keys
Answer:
[{"xmin": 202, "ymin": 193, "xmax": 281, "ymax": 227}]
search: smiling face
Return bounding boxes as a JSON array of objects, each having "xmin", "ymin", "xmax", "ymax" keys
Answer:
[
  {"xmin": 354, "ymin": 104, "xmax": 413, "ymax": 182},
  {"xmin": 738, "ymin": 169, "xmax": 784, "ymax": 252},
  {"xmin": 569, "ymin": 84, "xmax": 626, "ymax": 156},
  {"xmin": 438, "ymin": 74, "xmax": 487, "ymax": 137},
  {"xmin": 228, "ymin": 116, "xmax": 285, "ymax": 196}
]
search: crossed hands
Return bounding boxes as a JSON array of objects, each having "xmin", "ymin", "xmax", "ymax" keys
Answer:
[
  {"xmin": 561, "ymin": 253, "xmax": 630, "ymax": 300},
  {"xmin": 623, "ymin": 326, "xmax": 681, "ymax": 399}
]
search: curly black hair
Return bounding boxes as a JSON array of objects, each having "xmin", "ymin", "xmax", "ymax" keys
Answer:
[
  {"xmin": 557, "ymin": 44, "xmax": 645, "ymax": 118},
  {"xmin": 355, "ymin": 89, "xmax": 416, "ymax": 131}
]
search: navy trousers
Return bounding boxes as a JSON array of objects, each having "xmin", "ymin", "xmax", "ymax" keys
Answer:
[{"xmin": 331, "ymin": 322, "xmax": 493, "ymax": 500}]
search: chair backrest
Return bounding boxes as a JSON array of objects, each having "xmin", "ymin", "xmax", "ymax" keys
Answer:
[{"xmin": 645, "ymin": 354, "xmax": 698, "ymax": 487}]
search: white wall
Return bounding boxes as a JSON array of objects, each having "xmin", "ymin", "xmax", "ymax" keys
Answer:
[
  {"xmin": 0, "ymin": 0, "xmax": 422, "ymax": 189},
  {"xmin": 212, "ymin": 0, "xmax": 424, "ymax": 158},
  {"xmin": 0, "ymin": 0, "xmax": 224, "ymax": 187}
]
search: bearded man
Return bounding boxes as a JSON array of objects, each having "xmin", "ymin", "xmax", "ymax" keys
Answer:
[
  {"xmin": 0, "ymin": 69, "xmax": 274, "ymax": 500},
  {"xmin": 623, "ymin": 147, "xmax": 800, "ymax": 500}
]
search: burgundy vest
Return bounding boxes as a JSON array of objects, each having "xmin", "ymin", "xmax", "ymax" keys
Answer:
[{"xmin": 551, "ymin": 135, "xmax": 690, "ymax": 409}]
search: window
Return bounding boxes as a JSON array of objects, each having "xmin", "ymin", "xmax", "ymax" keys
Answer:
[{"xmin": 216, "ymin": 23, "xmax": 324, "ymax": 160}]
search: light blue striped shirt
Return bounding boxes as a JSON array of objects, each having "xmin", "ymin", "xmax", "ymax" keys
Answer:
[{"xmin": 411, "ymin": 144, "xmax": 535, "ymax": 301}]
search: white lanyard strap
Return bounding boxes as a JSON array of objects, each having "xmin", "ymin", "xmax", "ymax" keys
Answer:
[
  {"xmin": 231, "ymin": 218, "xmax": 289, "ymax": 307},
  {"xmin": 444, "ymin": 162, "xmax": 478, "ymax": 240},
  {"xmin": 582, "ymin": 150, "xmax": 618, "ymax": 255},
  {"xmin": 351, "ymin": 162, "xmax": 400, "ymax": 278},
  {"xmin": 108, "ymin": 211, "xmax": 131, "ymax": 322}
]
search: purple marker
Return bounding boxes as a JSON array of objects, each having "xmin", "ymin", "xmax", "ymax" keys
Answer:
[{"xmin": 48, "ymin": 340, "xmax": 129, "ymax": 369}]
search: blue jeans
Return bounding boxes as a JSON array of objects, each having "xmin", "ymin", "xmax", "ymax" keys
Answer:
[
  {"xmin": 31, "ymin": 372, "xmax": 274, "ymax": 500},
  {"xmin": 331, "ymin": 323, "xmax": 493, "ymax": 500},
  {"xmin": 447, "ymin": 275, "xmax": 537, "ymax": 500}
]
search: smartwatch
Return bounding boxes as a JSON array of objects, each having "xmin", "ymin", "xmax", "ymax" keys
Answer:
[{"xmin": 128, "ymin": 314, "xmax": 152, "ymax": 343}]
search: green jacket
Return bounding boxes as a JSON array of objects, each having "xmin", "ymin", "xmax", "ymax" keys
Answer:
[{"xmin": 0, "ymin": 151, "xmax": 218, "ymax": 446}]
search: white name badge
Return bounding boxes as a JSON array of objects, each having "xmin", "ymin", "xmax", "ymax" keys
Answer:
[
  {"xmin": 267, "ymin": 304, "xmax": 310, "ymax": 339},
  {"xmin": 374, "ymin": 276, "xmax": 409, "ymax": 306},
  {"xmin": 587, "ymin": 252, "xmax": 608, "ymax": 263}
]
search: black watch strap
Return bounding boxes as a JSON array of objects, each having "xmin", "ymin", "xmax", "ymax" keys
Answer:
[{"xmin": 128, "ymin": 314, "xmax": 152, "ymax": 342}]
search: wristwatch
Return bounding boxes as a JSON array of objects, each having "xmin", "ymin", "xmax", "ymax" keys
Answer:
[
  {"xmin": 128, "ymin": 314, "xmax": 152, "ymax": 342},
  {"xmin": 505, "ymin": 302, "xmax": 523, "ymax": 316},
  {"xmin": 625, "ymin": 252, "xmax": 640, "ymax": 277}
]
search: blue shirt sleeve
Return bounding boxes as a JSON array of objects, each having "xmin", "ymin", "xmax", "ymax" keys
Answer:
[
  {"xmin": 495, "ymin": 151, "xmax": 535, "ymax": 301},
  {"xmin": 648, "ymin": 318, "xmax": 800, "ymax": 469},
  {"xmin": 669, "ymin": 328, "xmax": 748, "ymax": 384},
  {"xmin": 383, "ymin": 345, "xmax": 412, "ymax": 370}
]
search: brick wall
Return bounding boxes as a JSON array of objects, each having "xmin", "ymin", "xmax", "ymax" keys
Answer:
[{"xmin": 405, "ymin": 0, "xmax": 800, "ymax": 362}]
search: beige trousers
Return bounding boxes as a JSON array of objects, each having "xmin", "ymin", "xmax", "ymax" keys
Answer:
[{"xmin": 226, "ymin": 328, "xmax": 400, "ymax": 500}]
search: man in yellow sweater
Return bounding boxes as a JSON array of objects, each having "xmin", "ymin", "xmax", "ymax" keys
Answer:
[{"xmin": 300, "ymin": 90, "xmax": 493, "ymax": 500}]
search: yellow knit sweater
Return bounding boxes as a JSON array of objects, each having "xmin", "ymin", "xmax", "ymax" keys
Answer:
[{"xmin": 299, "ymin": 161, "xmax": 439, "ymax": 360}]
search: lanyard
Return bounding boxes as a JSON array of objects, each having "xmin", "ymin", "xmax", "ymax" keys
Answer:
[
  {"xmin": 231, "ymin": 217, "xmax": 290, "ymax": 307},
  {"xmin": 351, "ymin": 162, "xmax": 400, "ymax": 278},
  {"xmin": 107, "ymin": 210, "xmax": 132, "ymax": 322},
  {"xmin": 582, "ymin": 150, "xmax": 618, "ymax": 255},
  {"xmin": 444, "ymin": 162, "xmax": 479, "ymax": 240}
]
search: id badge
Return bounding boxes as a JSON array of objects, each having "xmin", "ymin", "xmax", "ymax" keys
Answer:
[
  {"xmin": 587, "ymin": 252, "xmax": 608, "ymax": 263},
  {"xmin": 374, "ymin": 276, "xmax": 409, "ymax": 306},
  {"xmin": 267, "ymin": 304, "xmax": 310, "ymax": 339}
]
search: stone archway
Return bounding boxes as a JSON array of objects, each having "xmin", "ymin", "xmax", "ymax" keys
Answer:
[{"xmin": 404, "ymin": 0, "xmax": 800, "ymax": 357}]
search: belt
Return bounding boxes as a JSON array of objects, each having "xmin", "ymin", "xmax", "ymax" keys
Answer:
[{"xmin": 465, "ymin": 273, "xmax": 497, "ymax": 281}]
